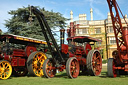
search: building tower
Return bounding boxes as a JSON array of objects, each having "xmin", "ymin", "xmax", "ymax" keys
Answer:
[
  {"xmin": 70, "ymin": 10, "xmax": 73, "ymax": 22},
  {"xmin": 90, "ymin": 8, "xmax": 93, "ymax": 21}
]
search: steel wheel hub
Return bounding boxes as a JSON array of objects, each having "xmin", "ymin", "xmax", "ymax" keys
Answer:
[{"xmin": 0, "ymin": 68, "xmax": 4, "ymax": 73}]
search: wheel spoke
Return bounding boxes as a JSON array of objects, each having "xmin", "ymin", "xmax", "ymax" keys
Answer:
[{"xmin": 71, "ymin": 61, "xmax": 75, "ymax": 66}]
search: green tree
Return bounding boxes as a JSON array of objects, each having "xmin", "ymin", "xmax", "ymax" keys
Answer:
[{"xmin": 5, "ymin": 6, "xmax": 68, "ymax": 40}]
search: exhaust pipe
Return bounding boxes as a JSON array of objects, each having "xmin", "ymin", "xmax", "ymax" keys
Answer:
[{"xmin": 60, "ymin": 28, "xmax": 65, "ymax": 49}]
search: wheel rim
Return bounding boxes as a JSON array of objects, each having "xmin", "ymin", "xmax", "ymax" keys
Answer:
[
  {"xmin": 92, "ymin": 51, "xmax": 102, "ymax": 76},
  {"xmin": 0, "ymin": 61, "xmax": 12, "ymax": 80},
  {"xmin": 32, "ymin": 52, "xmax": 47, "ymax": 76},
  {"xmin": 70, "ymin": 59, "xmax": 79, "ymax": 78},
  {"xmin": 45, "ymin": 60, "xmax": 56, "ymax": 78}
]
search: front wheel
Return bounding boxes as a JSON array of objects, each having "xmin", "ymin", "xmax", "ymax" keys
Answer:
[
  {"xmin": 107, "ymin": 58, "xmax": 117, "ymax": 77},
  {"xmin": 43, "ymin": 59, "xmax": 56, "ymax": 78},
  {"xmin": 0, "ymin": 60, "xmax": 12, "ymax": 80},
  {"xmin": 66, "ymin": 57, "xmax": 80, "ymax": 79}
]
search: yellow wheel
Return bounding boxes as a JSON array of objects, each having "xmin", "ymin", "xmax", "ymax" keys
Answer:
[
  {"xmin": 0, "ymin": 60, "xmax": 12, "ymax": 80},
  {"xmin": 27, "ymin": 51, "xmax": 47, "ymax": 77}
]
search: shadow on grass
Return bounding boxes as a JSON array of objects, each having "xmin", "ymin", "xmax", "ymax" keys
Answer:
[
  {"xmin": 100, "ymin": 72, "xmax": 108, "ymax": 78},
  {"xmin": 99, "ymin": 71, "xmax": 128, "ymax": 78},
  {"xmin": 55, "ymin": 72, "xmax": 69, "ymax": 79}
]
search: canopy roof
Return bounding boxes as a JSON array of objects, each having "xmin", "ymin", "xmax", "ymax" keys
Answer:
[
  {"xmin": 0, "ymin": 34, "xmax": 47, "ymax": 45},
  {"xmin": 67, "ymin": 36, "xmax": 102, "ymax": 43}
]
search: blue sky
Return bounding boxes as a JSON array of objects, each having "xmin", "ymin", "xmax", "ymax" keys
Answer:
[{"xmin": 0, "ymin": 0, "xmax": 128, "ymax": 32}]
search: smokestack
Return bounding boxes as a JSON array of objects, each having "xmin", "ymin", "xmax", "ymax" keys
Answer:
[
  {"xmin": 60, "ymin": 28, "xmax": 65, "ymax": 48},
  {"xmin": 90, "ymin": 8, "xmax": 93, "ymax": 21},
  {"xmin": 70, "ymin": 10, "xmax": 73, "ymax": 22}
]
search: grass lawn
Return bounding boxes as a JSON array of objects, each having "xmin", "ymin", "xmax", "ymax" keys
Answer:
[{"xmin": 1, "ymin": 66, "xmax": 128, "ymax": 85}]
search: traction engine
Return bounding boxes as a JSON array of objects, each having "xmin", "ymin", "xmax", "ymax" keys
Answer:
[
  {"xmin": 30, "ymin": 6, "xmax": 102, "ymax": 78},
  {"xmin": 0, "ymin": 34, "xmax": 47, "ymax": 79},
  {"xmin": 107, "ymin": 0, "xmax": 128, "ymax": 77}
]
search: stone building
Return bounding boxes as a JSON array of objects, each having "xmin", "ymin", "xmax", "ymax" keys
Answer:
[{"xmin": 67, "ymin": 8, "xmax": 128, "ymax": 59}]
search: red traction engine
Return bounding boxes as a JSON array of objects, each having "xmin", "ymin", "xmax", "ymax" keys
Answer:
[
  {"xmin": 43, "ymin": 32, "xmax": 102, "ymax": 79},
  {"xmin": 107, "ymin": 0, "xmax": 128, "ymax": 77},
  {"xmin": 67, "ymin": 36, "xmax": 102, "ymax": 77},
  {"xmin": 0, "ymin": 34, "xmax": 48, "ymax": 79},
  {"xmin": 30, "ymin": 6, "xmax": 102, "ymax": 79}
]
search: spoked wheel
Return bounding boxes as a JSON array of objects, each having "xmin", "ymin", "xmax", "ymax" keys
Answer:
[
  {"xmin": 43, "ymin": 59, "xmax": 56, "ymax": 78},
  {"xmin": 86, "ymin": 50, "xmax": 102, "ymax": 76},
  {"xmin": 27, "ymin": 51, "xmax": 47, "ymax": 77},
  {"xmin": 13, "ymin": 67, "xmax": 28, "ymax": 77},
  {"xmin": 107, "ymin": 58, "xmax": 117, "ymax": 77},
  {"xmin": 66, "ymin": 57, "xmax": 80, "ymax": 79},
  {"xmin": 0, "ymin": 60, "xmax": 12, "ymax": 80}
]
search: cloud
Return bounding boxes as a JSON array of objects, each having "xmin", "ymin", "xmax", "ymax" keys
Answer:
[{"xmin": 85, "ymin": 0, "xmax": 106, "ymax": 19}]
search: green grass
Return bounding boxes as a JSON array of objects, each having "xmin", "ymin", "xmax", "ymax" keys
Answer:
[
  {"xmin": 102, "ymin": 59, "xmax": 107, "ymax": 64},
  {"xmin": 1, "ymin": 66, "xmax": 128, "ymax": 85}
]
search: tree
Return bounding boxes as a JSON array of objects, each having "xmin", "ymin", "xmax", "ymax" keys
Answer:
[{"xmin": 5, "ymin": 6, "xmax": 68, "ymax": 40}]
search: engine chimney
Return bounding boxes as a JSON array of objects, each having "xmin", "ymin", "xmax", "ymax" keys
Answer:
[{"xmin": 60, "ymin": 28, "xmax": 65, "ymax": 48}]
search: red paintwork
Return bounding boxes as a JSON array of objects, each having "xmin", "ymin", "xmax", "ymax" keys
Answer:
[
  {"xmin": 11, "ymin": 58, "xmax": 17, "ymax": 66},
  {"xmin": 18, "ymin": 58, "xmax": 25, "ymax": 66},
  {"xmin": 25, "ymin": 45, "xmax": 37, "ymax": 57},
  {"xmin": 3, "ymin": 54, "xmax": 11, "ymax": 60},
  {"xmin": 61, "ymin": 44, "xmax": 68, "ymax": 54},
  {"xmin": 85, "ymin": 43, "xmax": 92, "ymax": 55},
  {"xmin": 13, "ymin": 49, "xmax": 26, "ymax": 57},
  {"xmin": 11, "ymin": 58, "xmax": 25, "ymax": 66},
  {"xmin": 112, "ymin": 60, "xmax": 117, "ymax": 77}
]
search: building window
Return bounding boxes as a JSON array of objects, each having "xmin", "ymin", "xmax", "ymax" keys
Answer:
[
  {"xmin": 95, "ymin": 28, "xmax": 101, "ymax": 34},
  {"xmin": 108, "ymin": 27, "xmax": 114, "ymax": 33},
  {"xmin": 110, "ymin": 37, "xmax": 116, "ymax": 44},
  {"xmin": 96, "ymin": 37, "xmax": 102, "ymax": 45},
  {"xmin": 77, "ymin": 29, "xmax": 88, "ymax": 34},
  {"xmin": 78, "ymin": 29, "xmax": 82, "ymax": 34},
  {"xmin": 82, "ymin": 28, "xmax": 88, "ymax": 34},
  {"xmin": 76, "ymin": 29, "xmax": 79, "ymax": 34}
]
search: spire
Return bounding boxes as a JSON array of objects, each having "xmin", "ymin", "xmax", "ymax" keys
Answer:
[
  {"xmin": 70, "ymin": 10, "xmax": 73, "ymax": 22},
  {"xmin": 90, "ymin": 8, "xmax": 93, "ymax": 21}
]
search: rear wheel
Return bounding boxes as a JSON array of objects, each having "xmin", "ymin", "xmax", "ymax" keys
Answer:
[
  {"xmin": 27, "ymin": 51, "xmax": 47, "ymax": 77},
  {"xmin": 86, "ymin": 50, "xmax": 102, "ymax": 76},
  {"xmin": 43, "ymin": 59, "xmax": 56, "ymax": 78},
  {"xmin": 0, "ymin": 60, "xmax": 12, "ymax": 80},
  {"xmin": 13, "ymin": 67, "xmax": 28, "ymax": 77},
  {"xmin": 107, "ymin": 58, "xmax": 117, "ymax": 77},
  {"xmin": 66, "ymin": 57, "xmax": 80, "ymax": 79}
]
